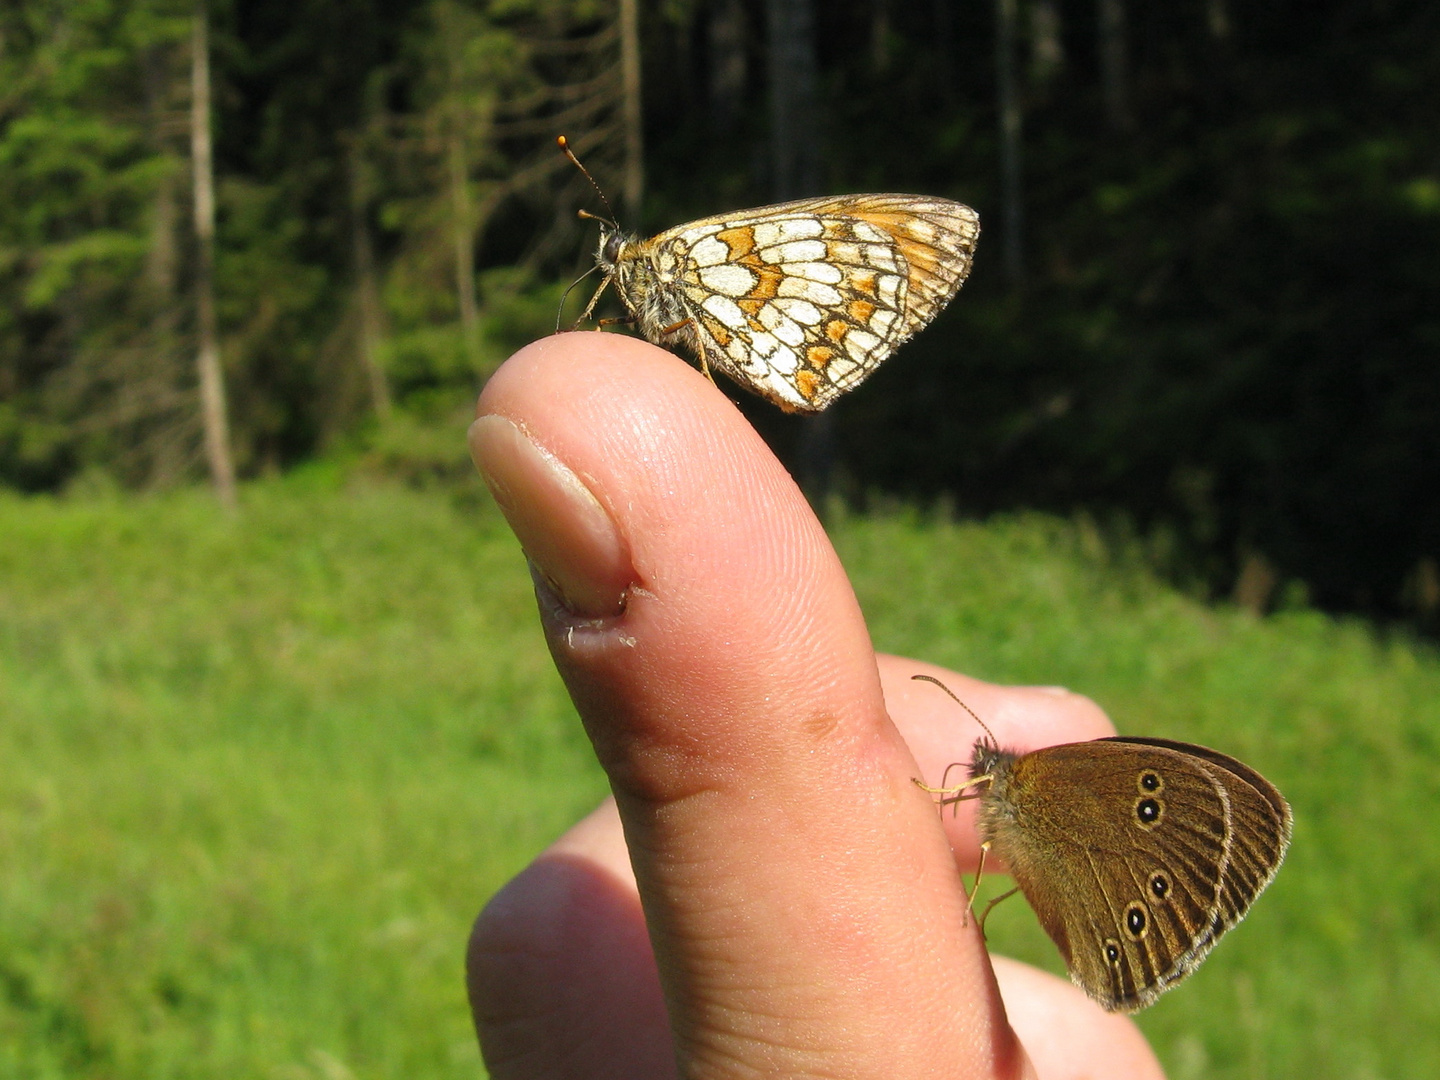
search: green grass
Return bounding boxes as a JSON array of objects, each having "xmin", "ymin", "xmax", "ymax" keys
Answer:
[
  {"xmin": 2, "ymin": 478, "xmax": 1438, "ymax": 1078},
  {"xmin": 0, "ymin": 475, "xmax": 605, "ymax": 1079}
]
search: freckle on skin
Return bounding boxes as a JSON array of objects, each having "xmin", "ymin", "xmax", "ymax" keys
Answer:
[{"xmin": 801, "ymin": 711, "xmax": 843, "ymax": 741}]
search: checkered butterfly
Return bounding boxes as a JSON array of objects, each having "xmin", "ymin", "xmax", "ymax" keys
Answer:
[{"xmin": 561, "ymin": 137, "xmax": 980, "ymax": 413}]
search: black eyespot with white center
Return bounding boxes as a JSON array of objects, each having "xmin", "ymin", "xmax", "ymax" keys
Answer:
[
  {"xmin": 1139, "ymin": 770, "xmax": 1163, "ymax": 793},
  {"xmin": 1150, "ymin": 872, "xmax": 1171, "ymax": 900},
  {"xmin": 1135, "ymin": 796, "xmax": 1163, "ymax": 827},
  {"xmin": 1104, "ymin": 939, "xmax": 1121, "ymax": 965},
  {"xmin": 1125, "ymin": 902, "xmax": 1149, "ymax": 939}
]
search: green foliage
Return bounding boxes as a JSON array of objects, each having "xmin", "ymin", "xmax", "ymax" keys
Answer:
[
  {"xmin": 0, "ymin": 0, "xmax": 193, "ymax": 488},
  {"xmin": 2, "ymin": 480, "xmax": 1439, "ymax": 1077}
]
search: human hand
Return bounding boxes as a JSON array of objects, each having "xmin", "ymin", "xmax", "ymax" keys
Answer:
[{"xmin": 465, "ymin": 333, "xmax": 1165, "ymax": 1079}]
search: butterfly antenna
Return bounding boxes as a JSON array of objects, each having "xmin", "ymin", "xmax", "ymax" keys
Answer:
[
  {"xmin": 558, "ymin": 135, "xmax": 619, "ymax": 227},
  {"xmin": 911, "ymin": 674, "xmax": 999, "ymax": 748},
  {"xmin": 555, "ymin": 264, "xmax": 599, "ymax": 333}
]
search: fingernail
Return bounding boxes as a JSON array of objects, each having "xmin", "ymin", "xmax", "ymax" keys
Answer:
[{"xmin": 469, "ymin": 414, "xmax": 631, "ymax": 617}]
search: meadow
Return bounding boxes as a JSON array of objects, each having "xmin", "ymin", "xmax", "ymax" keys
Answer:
[{"xmin": 2, "ymin": 471, "xmax": 1437, "ymax": 1078}]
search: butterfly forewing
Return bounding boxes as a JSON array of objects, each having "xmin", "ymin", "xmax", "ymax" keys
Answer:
[{"xmin": 612, "ymin": 194, "xmax": 979, "ymax": 413}]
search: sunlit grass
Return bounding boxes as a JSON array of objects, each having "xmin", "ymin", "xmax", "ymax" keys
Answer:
[
  {"xmin": 0, "ymin": 476, "xmax": 604, "ymax": 1079},
  {"xmin": 2, "ymin": 478, "xmax": 1436, "ymax": 1078}
]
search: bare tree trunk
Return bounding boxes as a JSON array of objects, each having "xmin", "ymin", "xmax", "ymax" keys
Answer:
[
  {"xmin": 1029, "ymin": 0, "xmax": 1064, "ymax": 84},
  {"xmin": 1207, "ymin": 0, "xmax": 1232, "ymax": 40},
  {"xmin": 348, "ymin": 140, "xmax": 391, "ymax": 418},
  {"xmin": 191, "ymin": 2, "xmax": 236, "ymax": 509},
  {"xmin": 619, "ymin": 0, "xmax": 644, "ymax": 219},
  {"xmin": 1098, "ymin": 0, "xmax": 1133, "ymax": 130},
  {"xmin": 996, "ymin": 0, "xmax": 1024, "ymax": 284},
  {"xmin": 145, "ymin": 105, "xmax": 186, "ymax": 484},
  {"xmin": 448, "ymin": 132, "xmax": 481, "ymax": 373},
  {"xmin": 708, "ymin": 0, "xmax": 747, "ymax": 131},
  {"xmin": 766, "ymin": 0, "xmax": 820, "ymax": 201},
  {"xmin": 871, "ymin": 0, "xmax": 892, "ymax": 74}
]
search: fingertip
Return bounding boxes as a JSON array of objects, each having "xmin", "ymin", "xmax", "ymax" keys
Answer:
[
  {"xmin": 880, "ymin": 654, "xmax": 1117, "ymax": 773},
  {"xmin": 992, "ymin": 957, "xmax": 1166, "ymax": 1080}
]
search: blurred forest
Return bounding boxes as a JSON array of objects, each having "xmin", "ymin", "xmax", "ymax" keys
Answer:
[{"xmin": 1, "ymin": 0, "xmax": 1437, "ymax": 623}]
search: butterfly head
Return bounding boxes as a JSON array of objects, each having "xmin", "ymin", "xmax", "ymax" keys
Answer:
[
  {"xmin": 970, "ymin": 738, "xmax": 1013, "ymax": 785},
  {"xmin": 593, "ymin": 222, "xmax": 633, "ymax": 274}
]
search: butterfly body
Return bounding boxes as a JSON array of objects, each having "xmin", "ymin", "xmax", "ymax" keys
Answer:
[
  {"xmin": 970, "ymin": 736, "xmax": 1291, "ymax": 1013},
  {"xmin": 591, "ymin": 194, "xmax": 980, "ymax": 413}
]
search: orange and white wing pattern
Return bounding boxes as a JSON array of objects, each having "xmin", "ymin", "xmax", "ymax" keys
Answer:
[{"xmin": 651, "ymin": 194, "xmax": 979, "ymax": 413}]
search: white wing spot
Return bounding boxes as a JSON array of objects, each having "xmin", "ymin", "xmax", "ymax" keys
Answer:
[
  {"xmin": 751, "ymin": 222, "xmax": 784, "ymax": 247},
  {"xmin": 702, "ymin": 293, "xmax": 747, "ymax": 326},
  {"xmin": 862, "ymin": 245, "xmax": 900, "ymax": 272},
  {"xmin": 785, "ymin": 261, "xmax": 844, "ymax": 285},
  {"xmin": 761, "ymin": 239, "xmax": 827, "ymax": 264},
  {"xmin": 778, "ymin": 217, "xmax": 824, "ymax": 241},
  {"xmin": 771, "ymin": 315, "xmax": 806, "ymax": 347},
  {"xmin": 778, "ymin": 276, "xmax": 842, "ymax": 306},
  {"xmin": 689, "ymin": 236, "xmax": 730, "ymax": 267},
  {"xmin": 871, "ymin": 308, "xmax": 899, "ymax": 337},
  {"xmin": 753, "ymin": 219, "xmax": 822, "ymax": 247},
  {"xmin": 844, "ymin": 328, "xmax": 882, "ymax": 362},
  {"xmin": 851, "ymin": 221, "xmax": 889, "ymax": 243},
  {"xmin": 747, "ymin": 332, "xmax": 784, "ymax": 363},
  {"xmin": 774, "ymin": 298, "xmax": 824, "ymax": 325},
  {"xmin": 698, "ymin": 263, "xmax": 758, "ymax": 296}
]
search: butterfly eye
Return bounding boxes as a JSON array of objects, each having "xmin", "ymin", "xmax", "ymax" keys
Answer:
[
  {"xmin": 1150, "ymin": 872, "xmax": 1171, "ymax": 900},
  {"xmin": 602, "ymin": 233, "xmax": 624, "ymax": 264},
  {"xmin": 1124, "ymin": 902, "xmax": 1149, "ymax": 939},
  {"xmin": 1134, "ymin": 796, "xmax": 1164, "ymax": 827},
  {"xmin": 1104, "ymin": 940, "xmax": 1122, "ymax": 965},
  {"xmin": 1138, "ymin": 770, "xmax": 1163, "ymax": 793}
]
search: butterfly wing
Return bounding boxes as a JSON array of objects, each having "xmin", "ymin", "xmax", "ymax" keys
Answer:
[
  {"xmin": 1115, "ymin": 737, "xmax": 1293, "ymax": 937},
  {"xmin": 649, "ymin": 194, "xmax": 979, "ymax": 412},
  {"xmin": 984, "ymin": 739, "xmax": 1289, "ymax": 1012}
]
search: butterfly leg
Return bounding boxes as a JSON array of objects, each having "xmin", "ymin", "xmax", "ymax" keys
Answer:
[
  {"xmin": 914, "ymin": 767, "xmax": 991, "ymax": 819},
  {"xmin": 976, "ymin": 886, "xmax": 1020, "ymax": 938},
  {"xmin": 572, "ymin": 275, "xmax": 614, "ymax": 330},
  {"xmin": 659, "ymin": 317, "xmax": 715, "ymax": 383},
  {"xmin": 962, "ymin": 840, "xmax": 992, "ymax": 928}
]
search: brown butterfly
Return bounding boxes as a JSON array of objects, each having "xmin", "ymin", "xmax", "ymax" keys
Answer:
[{"xmin": 915, "ymin": 675, "xmax": 1292, "ymax": 1012}]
